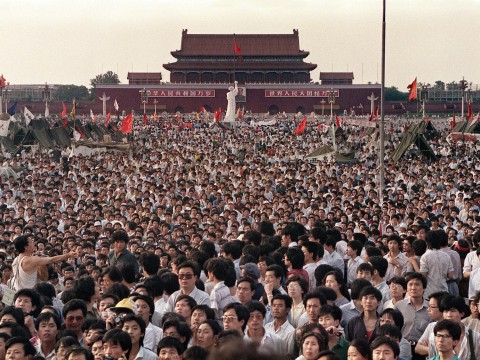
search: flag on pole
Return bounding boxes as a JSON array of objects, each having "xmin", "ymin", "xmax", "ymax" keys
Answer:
[
  {"xmin": 105, "ymin": 112, "xmax": 111, "ymax": 126},
  {"xmin": 143, "ymin": 113, "xmax": 148, "ymax": 126},
  {"xmin": 0, "ymin": 75, "xmax": 6, "ymax": 89},
  {"xmin": 293, "ymin": 116, "xmax": 307, "ymax": 135},
  {"xmin": 62, "ymin": 117, "xmax": 69, "ymax": 128},
  {"xmin": 114, "ymin": 99, "xmax": 119, "ymax": 112},
  {"xmin": 60, "ymin": 102, "xmax": 67, "ymax": 118},
  {"xmin": 7, "ymin": 102, "xmax": 17, "ymax": 116},
  {"xmin": 335, "ymin": 114, "xmax": 341, "ymax": 127},
  {"xmin": 471, "ymin": 112, "xmax": 480, "ymax": 126},
  {"xmin": 233, "ymin": 35, "xmax": 242, "ymax": 61},
  {"xmin": 466, "ymin": 101, "xmax": 473, "ymax": 121},
  {"xmin": 407, "ymin": 78, "xmax": 417, "ymax": 101},
  {"xmin": 450, "ymin": 115, "xmax": 456, "ymax": 131},
  {"xmin": 120, "ymin": 113, "xmax": 133, "ymax": 134},
  {"xmin": 214, "ymin": 107, "xmax": 222, "ymax": 122},
  {"xmin": 24, "ymin": 107, "xmax": 35, "ymax": 125},
  {"xmin": 70, "ymin": 99, "xmax": 76, "ymax": 118},
  {"xmin": 45, "ymin": 103, "xmax": 50, "ymax": 117}
]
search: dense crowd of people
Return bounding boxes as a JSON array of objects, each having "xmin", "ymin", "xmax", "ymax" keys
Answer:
[{"xmin": 0, "ymin": 114, "xmax": 477, "ymax": 360}]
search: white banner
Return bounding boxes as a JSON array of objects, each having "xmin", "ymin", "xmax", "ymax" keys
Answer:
[
  {"xmin": 344, "ymin": 119, "xmax": 377, "ymax": 128},
  {"xmin": 0, "ymin": 120, "xmax": 10, "ymax": 137}
]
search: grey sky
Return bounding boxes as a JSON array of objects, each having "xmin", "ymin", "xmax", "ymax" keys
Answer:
[{"xmin": 2, "ymin": 0, "xmax": 479, "ymax": 89}]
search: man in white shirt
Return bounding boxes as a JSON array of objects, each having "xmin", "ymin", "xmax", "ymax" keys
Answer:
[
  {"xmin": 323, "ymin": 237, "xmax": 344, "ymax": 273},
  {"xmin": 264, "ymin": 294, "xmax": 295, "ymax": 355},
  {"xmin": 164, "ymin": 261, "xmax": 210, "ymax": 313},
  {"xmin": 302, "ymin": 241, "xmax": 320, "ymax": 291},
  {"xmin": 244, "ymin": 300, "xmax": 284, "ymax": 354}
]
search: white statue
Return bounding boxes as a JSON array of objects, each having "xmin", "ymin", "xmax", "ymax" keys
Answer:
[{"xmin": 224, "ymin": 81, "xmax": 238, "ymax": 122}]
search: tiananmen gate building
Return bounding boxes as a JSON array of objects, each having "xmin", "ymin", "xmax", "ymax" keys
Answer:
[{"xmin": 95, "ymin": 29, "xmax": 381, "ymax": 115}]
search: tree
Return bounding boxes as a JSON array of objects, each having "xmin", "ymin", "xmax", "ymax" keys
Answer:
[
  {"xmin": 385, "ymin": 86, "xmax": 408, "ymax": 101},
  {"xmin": 434, "ymin": 80, "xmax": 445, "ymax": 90},
  {"xmin": 54, "ymin": 85, "xmax": 90, "ymax": 101},
  {"xmin": 90, "ymin": 71, "xmax": 120, "ymax": 95}
]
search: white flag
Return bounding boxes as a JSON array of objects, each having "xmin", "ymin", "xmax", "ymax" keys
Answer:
[
  {"xmin": 0, "ymin": 120, "xmax": 10, "ymax": 137},
  {"xmin": 10, "ymin": 116, "xmax": 17, "ymax": 123},
  {"xmin": 45, "ymin": 103, "xmax": 49, "ymax": 117},
  {"xmin": 24, "ymin": 107, "xmax": 35, "ymax": 126},
  {"xmin": 90, "ymin": 109, "xmax": 95, "ymax": 120},
  {"xmin": 114, "ymin": 99, "xmax": 119, "ymax": 111}
]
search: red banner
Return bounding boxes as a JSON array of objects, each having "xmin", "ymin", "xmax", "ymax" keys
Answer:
[
  {"xmin": 146, "ymin": 89, "xmax": 215, "ymax": 97},
  {"xmin": 265, "ymin": 89, "xmax": 339, "ymax": 97}
]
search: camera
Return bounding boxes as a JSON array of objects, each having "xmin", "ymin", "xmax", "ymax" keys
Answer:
[
  {"xmin": 328, "ymin": 328, "xmax": 335, "ymax": 335},
  {"xmin": 114, "ymin": 316, "xmax": 122, "ymax": 325}
]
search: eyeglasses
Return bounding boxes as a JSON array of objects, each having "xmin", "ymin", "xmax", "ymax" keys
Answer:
[
  {"xmin": 435, "ymin": 333, "xmax": 452, "ymax": 340},
  {"xmin": 178, "ymin": 273, "xmax": 194, "ymax": 280},
  {"xmin": 221, "ymin": 315, "xmax": 238, "ymax": 322}
]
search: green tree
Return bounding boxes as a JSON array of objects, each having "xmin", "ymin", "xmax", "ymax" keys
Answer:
[
  {"xmin": 434, "ymin": 80, "xmax": 445, "ymax": 90},
  {"xmin": 90, "ymin": 71, "xmax": 120, "ymax": 88},
  {"xmin": 385, "ymin": 86, "xmax": 408, "ymax": 101},
  {"xmin": 54, "ymin": 85, "xmax": 90, "ymax": 101}
]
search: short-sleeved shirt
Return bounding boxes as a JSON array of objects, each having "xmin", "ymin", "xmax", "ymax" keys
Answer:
[
  {"xmin": 419, "ymin": 249, "xmax": 454, "ymax": 298},
  {"xmin": 395, "ymin": 297, "xmax": 430, "ymax": 343}
]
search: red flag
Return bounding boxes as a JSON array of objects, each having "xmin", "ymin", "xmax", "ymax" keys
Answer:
[
  {"xmin": 233, "ymin": 36, "xmax": 242, "ymax": 61},
  {"xmin": 120, "ymin": 113, "xmax": 133, "ymax": 134},
  {"xmin": 450, "ymin": 115, "xmax": 456, "ymax": 131},
  {"xmin": 335, "ymin": 114, "xmax": 341, "ymax": 127},
  {"xmin": 0, "ymin": 75, "xmax": 6, "ymax": 89},
  {"xmin": 105, "ymin": 112, "xmax": 111, "ymax": 126},
  {"xmin": 407, "ymin": 78, "xmax": 417, "ymax": 101},
  {"xmin": 425, "ymin": 116, "xmax": 430, "ymax": 124},
  {"xmin": 183, "ymin": 123, "xmax": 193, "ymax": 129},
  {"xmin": 200, "ymin": 106, "xmax": 207, "ymax": 114},
  {"xmin": 62, "ymin": 118, "xmax": 69, "ymax": 128},
  {"xmin": 143, "ymin": 113, "xmax": 149, "ymax": 126},
  {"xmin": 214, "ymin": 107, "xmax": 222, "ymax": 121},
  {"xmin": 466, "ymin": 101, "xmax": 473, "ymax": 120},
  {"xmin": 369, "ymin": 112, "xmax": 374, "ymax": 122},
  {"xmin": 59, "ymin": 102, "xmax": 67, "ymax": 118},
  {"xmin": 293, "ymin": 117, "xmax": 307, "ymax": 135},
  {"xmin": 234, "ymin": 39, "xmax": 241, "ymax": 54}
]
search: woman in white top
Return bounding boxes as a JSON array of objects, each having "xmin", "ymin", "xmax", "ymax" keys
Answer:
[
  {"xmin": 286, "ymin": 276, "xmax": 308, "ymax": 328},
  {"xmin": 11, "ymin": 235, "xmax": 76, "ymax": 291}
]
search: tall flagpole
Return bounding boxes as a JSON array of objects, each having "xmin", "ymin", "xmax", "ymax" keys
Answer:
[
  {"xmin": 233, "ymin": 34, "xmax": 236, "ymax": 83},
  {"xmin": 379, "ymin": 0, "xmax": 386, "ymax": 202}
]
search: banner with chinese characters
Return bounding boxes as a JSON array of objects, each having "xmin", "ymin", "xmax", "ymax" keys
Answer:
[
  {"xmin": 265, "ymin": 90, "xmax": 339, "ymax": 97},
  {"xmin": 146, "ymin": 90, "xmax": 215, "ymax": 97}
]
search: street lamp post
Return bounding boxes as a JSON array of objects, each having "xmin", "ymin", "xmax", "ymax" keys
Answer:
[
  {"xmin": 153, "ymin": 99, "xmax": 158, "ymax": 115},
  {"xmin": 419, "ymin": 83, "xmax": 430, "ymax": 119},
  {"xmin": 329, "ymin": 88, "xmax": 336, "ymax": 151},
  {"xmin": 379, "ymin": 0, "xmax": 386, "ymax": 201},
  {"xmin": 41, "ymin": 83, "xmax": 51, "ymax": 117},
  {"xmin": 459, "ymin": 77, "xmax": 469, "ymax": 119},
  {"xmin": 140, "ymin": 88, "xmax": 148, "ymax": 115}
]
